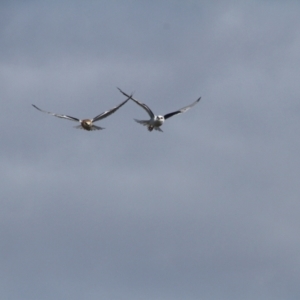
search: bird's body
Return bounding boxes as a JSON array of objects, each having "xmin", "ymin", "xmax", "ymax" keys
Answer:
[
  {"xmin": 77, "ymin": 119, "xmax": 101, "ymax": 131},
  {"xmin": 134, "ymin": 115, "xmax": 165, "ymax": 131},
  {"xmin": 32, "ymin": 95, "xmax": 132, "ymax": 131},
  {"xmin": 117, "ymin": 88, "xmax": 201, "ymax": 132}
]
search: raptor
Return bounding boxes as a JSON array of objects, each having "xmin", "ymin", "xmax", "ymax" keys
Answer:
[
  {"xmin": 32, "ymin": 95, "xmax": 132, "ymax": 131},
  {"xmin": 117, "ymin": 88, "xmax": 201, "ymax": 132}
]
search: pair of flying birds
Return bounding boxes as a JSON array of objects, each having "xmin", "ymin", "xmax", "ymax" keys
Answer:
[{"xmin": 32, "ymin": 88, "xmax": 201, "ymax": 132}]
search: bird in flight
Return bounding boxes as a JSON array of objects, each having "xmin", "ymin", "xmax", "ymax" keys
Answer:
[
  {"xmin": 117, "ymin": 88, "xmax": 201, "ymax": 132},
  {"xmin": 32, "ymin": 95, "xmax": 132, "ymax": 131}
]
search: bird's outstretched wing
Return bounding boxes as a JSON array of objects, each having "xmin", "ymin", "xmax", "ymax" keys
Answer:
[
  {"xmin": 32, "ymin": 104, "xmax": 80, "ymax": 122},
  {"xmin": 164, "ymin": 97, "xmax": 201, "ymax": 120},
  {"xmin": 117, "ymin": 88, "xmax": 155, "ymax": 119},
  {"xmin": 92, "ymin": 95, "xmax": 132, "ymax": 122}
]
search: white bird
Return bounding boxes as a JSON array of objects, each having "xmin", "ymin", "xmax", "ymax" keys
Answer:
[
  {"xmin": 32, "ymin": 95, "xmax": 132, "ymax": 131},
  {"xmin": 117, "ymin": 88, "xmax": 201, "ymax": 132}
]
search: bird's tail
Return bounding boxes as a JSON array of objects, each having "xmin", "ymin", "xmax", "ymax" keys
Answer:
[
  {"xmin": 134, "ymin": 119, "xmax": 163, "ymax": 132},
  {"xmin": 91, "ymin": 125, "xmax": 105, "ymax": 131},
  {"xmin": 74, "ymin": 125, "xmax": 105, "ymax": 131}
]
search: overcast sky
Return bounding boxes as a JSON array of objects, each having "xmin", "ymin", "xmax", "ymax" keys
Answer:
[{"xmin": 1, "ymin": 1, "xmax": 300, "ymax": 299}]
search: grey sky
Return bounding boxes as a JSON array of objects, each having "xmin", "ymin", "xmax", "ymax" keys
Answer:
[{"xmin": 1, "ymin": 1, "xmax": 300, "ymax": 299}]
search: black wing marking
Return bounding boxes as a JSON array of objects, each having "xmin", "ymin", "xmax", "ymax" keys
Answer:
[
  {"xmin": 92, "ymin": 95, "xmax": 132, "ymax": 123},
  {"xmin": 32, "ymin": 104, "xmax": 80, "ymax": 122},
  {"xmin": 117, "ymin": 87, "xmax": 155, "ymax": 118},
  {"xmin": 164, "ymin": 97, "xmax": 201, "ymax": 120}
]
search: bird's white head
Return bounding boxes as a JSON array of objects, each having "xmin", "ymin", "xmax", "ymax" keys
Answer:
[{"xmin": 155, "ymin": 115, "xmax": 165, "ymax": 125}]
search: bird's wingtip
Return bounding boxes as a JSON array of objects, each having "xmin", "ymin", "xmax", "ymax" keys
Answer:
[{"xmin": 117, "ymin": 87, "xmax": 124, "ymax": 93}]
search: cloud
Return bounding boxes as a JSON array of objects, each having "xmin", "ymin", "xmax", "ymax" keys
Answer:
[{"xmin": 1, "ymin": 1, "xmax": 300, "ymax": 299}]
